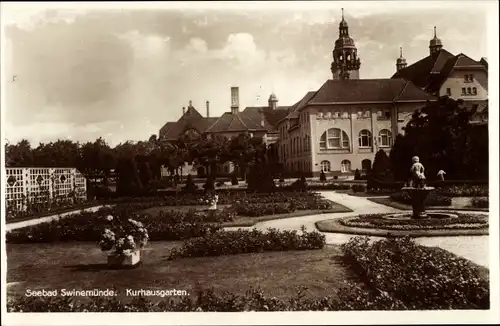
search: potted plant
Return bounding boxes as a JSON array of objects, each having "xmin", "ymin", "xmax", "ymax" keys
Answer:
[{"xmin": 98, "ymin": 215, "xmax": 149, "ymax": 268}]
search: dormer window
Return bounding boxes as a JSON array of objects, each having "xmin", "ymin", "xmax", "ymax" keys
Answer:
[
  {"xmin": 462, "ymin": 87, "xmax": 466, "ymax": 95},
  {"xmin": 318, "ymin": 112, "xmax": 323, "ymax": 119},
  {"xmin": 464, "ymin": 74, "xmax": 474, "ymax": 83},
  {"xmin": 473, "ymin": 87, "xmax": 477, "ymax": 95},
  {"xmin": 467, "ymin": 87, "xmax": 471, "ymax": 95}
]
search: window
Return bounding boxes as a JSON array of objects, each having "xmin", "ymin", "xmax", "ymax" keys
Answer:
[
  {"xmin": 333, "ymin": 112, "xmax": 340, "ymax": 118},
  {"xmin": 342, "ymin": 111, "xmax": 349, "ymax": 119},
  {"xmin": 384, "ymin": 110, "xmax": 391, "ymax": 119},
  {"xmin": 320, "ymin": 160, "xmax": 331, "ymax": 172},
  {"xmin": 341, "ymin": 160, "xmax": 351, "ymax": 173},
  {"xmin": 473, "ymin": 87, "xmax": 477, "ymax": 95},
  {"xmin": 462, "ymin": 88, "xmax": 466, "ymax": 95},
  {"xmin": 318, "ymin": 112, "xmax": 323, "ymax": 119},
  {"xmin": 464, "ymin": 74, "xmax": 474, "ymax": 83},
  {"xmin": 364, "ymin": 110, "xmax": 371, "ymax": 118},
  {"xmin": 358, "ymin": 129, "xmax": 373, "ymax": 148},
  {"xmin": 467, "ymin": 87, "xmax": 471, "ymax": 95},
  {"xmin": 378, "ymin": 129, "xmax": 393, "ymax": 147},
  {"xmin": 325, "ymin": 112, "xmax": 332, "ymax": 119},
  {"xmin": 362, "ymin": 159, "xmax": 372, "ymax": 173},
  {"xmin": 357, "ymin": 111, "xmax": 363, "ymax": 119},
  {"xmin": 319, "ymin": 128, "xmax": 350, "ymax": 150},
  {"xmin": 446, "ymin": 88, "xmax": 452, "ymax": 96},
  {"xmin": 377, "ymin": 111, "xmax": 383, "ymax": 118}
]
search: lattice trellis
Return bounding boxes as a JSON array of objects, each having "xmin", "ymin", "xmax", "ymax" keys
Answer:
[{"xmin": 5, "ymin": 167, "xmax": 87, "ymax": 212}]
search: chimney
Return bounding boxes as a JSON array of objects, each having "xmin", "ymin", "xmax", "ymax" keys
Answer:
[
  {"xmin": 182, "ymin": 106, "xmax": 186, "ymax": 115},
  {"xmin": 230, "ymin": 86, "xmax": 239, "ymax": 114},
  {"xmin": 206, "ymin": 101, "xmax": 210, "ymax": 118}
]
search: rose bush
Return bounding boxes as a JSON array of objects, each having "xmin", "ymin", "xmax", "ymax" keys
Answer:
[
  {"xmin": 7, "ymin": 283, "xmax": 407, "ymax": 312},
  {"xmin": 5, "ymin": 205, "xmax": 235, "ymax": 243},
  {"xmin": 437, "ymin": 185, "xmax": 488, "ymax": 197},
  {"xmin": 341, "ymin": 236, "xmax": 489, "ymax": 309},
  {"xmin": 390, "ymin": 191, "xmax": 452, "ymax": 206},
  {"xmin": 168, "ymin": 227, "xmax": 326, "ymax": 259},
  {"xmin": 98, "ymin": 215, "xmax": 149, "ymax": 258}
]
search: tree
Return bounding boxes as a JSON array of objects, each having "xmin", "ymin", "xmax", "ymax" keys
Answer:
[
  {"xmin": 368, "ymin": 149, "xmax": 394, "ymax": 189},
  {"xmin": 5, "ymin": 139, "xmax": 33, "ymax": 167},
  {"xmin": 390, "ymin": 96, "xmax": 480, "ymax": 180}
]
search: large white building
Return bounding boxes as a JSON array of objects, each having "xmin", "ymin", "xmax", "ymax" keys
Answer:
[{"xmin": 275, "ymin": 13, "xmax": 488, "ymax": 177}]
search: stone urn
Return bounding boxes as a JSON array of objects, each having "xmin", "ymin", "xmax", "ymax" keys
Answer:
[{"xmin": 107, "ymin": 250, "xmax": 141, "ymax": 269}]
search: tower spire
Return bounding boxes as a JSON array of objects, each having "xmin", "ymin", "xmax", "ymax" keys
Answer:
[
  {"xmin": 429, "ymin": 25, "xmax": 443, "ymax": 55},
  {"xmin": 434, "ymin": 26, "xmax": 437, "ymax": 38},
  {"xmin": 341, "ymin": 8, "xmax": 344, "ymax": 20},
  {"xmin": 396, "ymin": 46, "xmax": 407, "ymax": 72}
]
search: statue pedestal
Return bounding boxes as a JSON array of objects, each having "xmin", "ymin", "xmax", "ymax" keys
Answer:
[{"xmin": 401, "ymin": 186, "xmax": 435, "ymax": 219}]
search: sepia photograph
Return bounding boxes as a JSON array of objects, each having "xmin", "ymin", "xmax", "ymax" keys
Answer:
[{"xmin": 1, "ymin": 1, "xmax": 499, "ymax": 325}]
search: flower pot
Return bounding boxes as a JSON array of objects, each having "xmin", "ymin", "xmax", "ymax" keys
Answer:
[{"xmin": 107, "ymin": 250, "xmax": 141, "ymax": 269}]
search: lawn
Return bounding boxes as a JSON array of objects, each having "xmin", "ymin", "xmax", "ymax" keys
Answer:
[
  {"xmin": 142, "ymin": 202, "xmax": 353, "ymax": 227},
  {"xmin": 6, "ymin": 242, "xmax": 354, "ymax": 304}
]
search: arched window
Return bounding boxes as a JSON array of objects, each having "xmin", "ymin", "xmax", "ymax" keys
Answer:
[
  {"xmin": 358, "ymin": 129, "xmax": 372, "ymax": 148},
  {"xmin": 319, "ymin": 128, "xmax": 350, "ymax": 150},
  {"xmin": 378, "ymin": 129, "xmax": 393, "ymax": 147},
  {"xmin": 320, "ymin": 160, "xmax": 331, "ymax": 172},
  {"xmin": 341, "ymin": 160, "xmax": 351, "ymax": 173}
]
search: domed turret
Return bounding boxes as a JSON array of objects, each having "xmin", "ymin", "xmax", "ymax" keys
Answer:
[
  {"xmin": 331, "ymin": 8, "xmax": 361, "ymax": 80},
  {"xmin": 268, "ymin": 93, "xmax": 278, "ymax": 110},
  {"xmin": 429, "ymin": 26, "xmax": 443, "ymax": 55},
  {"xmin": 396, "ymin": 47, "xmax": 407, "ymax": 72}
]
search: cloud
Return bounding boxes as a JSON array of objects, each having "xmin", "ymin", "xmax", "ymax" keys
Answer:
[{"xmin": 2, "ymin": 5, "xmax": 490, "ymax": 146}]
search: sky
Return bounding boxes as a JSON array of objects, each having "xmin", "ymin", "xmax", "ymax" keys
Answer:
[{"xmin": 1, "ymin": 1, "xmax": 493, "ymax": 147}]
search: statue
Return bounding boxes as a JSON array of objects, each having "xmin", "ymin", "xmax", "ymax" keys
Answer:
[{"xmin": 409, "ymin": 156, "xmax": 425, "ymax": 188}]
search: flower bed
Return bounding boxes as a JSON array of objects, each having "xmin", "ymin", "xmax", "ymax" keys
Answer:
[
  {"xmin": 472, "ymin": 197, "xmax": 489, "ymax": 208},
  {"xmin": 168, "ymin": 227, "xmax": 326, "ymax": 259},
  {"xmin": 390, "ymin": 191, "xmax": 452, "ymax": 206},
  {"xmin": 5, "ymin": 205, "xmax": 235, "ymax": 243},
  {"xmin": 341, "ymin": 236, "xmax": 489, "ymax": 309},
  {"xmin": 339, "ymin": 213, "xmax": 488, "ymax": 231},
  {"xmin": 437, "ymin": 185, "xmax": 489, "ymax": 197}
]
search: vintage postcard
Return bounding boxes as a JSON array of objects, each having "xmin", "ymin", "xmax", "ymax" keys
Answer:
[{"xmin": 1, "ymin": 1, "xmax": 499, "ymax": 325}]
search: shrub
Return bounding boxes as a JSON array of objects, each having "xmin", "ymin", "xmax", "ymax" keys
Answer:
[
  {"xmin": 168, "ymin": 227, "xmax": 326, "ymax": 259},
  {"xmin": 5, "ymin": 205, "xmax": 235, "ymax": 243},
  {"xmin": 7, "ymin": 283, "xmax": 407, "ymax": 312},
  {"xmin": 472, "ymin": 197, "xmax": 489, "ymax": 208},
  {"xmin": 231, "ymin": 173, "xmax": 238, "ymax": 185},
  {"xmin": 291, "ymin": 176, "xmax": 307, "ymax": 191},
  {"xmin": 320, "ymin": 171, "xmax": 326, "ymax": 182},
  {"xmin": 354, "ymin": 169, "xmax": 361, "ymax": 180},
  {"xmin": 203, "ymin": 177, "xmax": 215, "ymax": 192},
  {"xmin": 351, "ymin": 184, "xmax": 366, "ymax": 193},
  {"xmin": 182, "ymin": 174, "xmax": 198, "ymax": 193},
  {"xmin": 390, "ymin": 191, "xmax": 452, "ymax": 206},
  {"xmin": 341, "ymin": 236, "xmax": 489, "ymax": 309},
  {"xmin": 232, "ymin": 202, "xmax": 294, "ymax": 217}
]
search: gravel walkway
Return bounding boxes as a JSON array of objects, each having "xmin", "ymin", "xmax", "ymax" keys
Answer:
[{"xmin": 225, "ymin": 191, "xmax": 490, "ymax": 268}]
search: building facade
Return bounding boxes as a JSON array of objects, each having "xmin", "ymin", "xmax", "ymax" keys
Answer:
[{"xmin": 276, "ymin": 12, "xmax": 488, "ymax": 178}]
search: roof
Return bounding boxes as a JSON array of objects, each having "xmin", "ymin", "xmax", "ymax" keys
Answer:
[
  {"xmin": 307, "ymin": 79, "xmax": 435, "ymax": 104},
  {"xmin": 392, "ymin": 49, "xmax": 455, "ymax": 88},
  {"xmin": 392, "ymin": 49, "xmax": 487, "ymax": 93},
  {"xmin": 205, "ymin": 111, "xmax": 267, "ymax": 133},
  {"xmin": 159, "ymin": 106, "xmax": 217, "ymax": 140},
  {"xmin": 243, "ymin": 106, "xmax": 292, "ymax": 131}
]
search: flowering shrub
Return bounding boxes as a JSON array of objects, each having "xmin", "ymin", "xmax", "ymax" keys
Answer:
[
  {"xmin": 437, "ymin": 185, "xmax": 489, "ymax": 197},
  {"xmin": 168, "ymin": 227, "xmax": 326, "ymax": 259},
  {"xmin": 7, "ymin": 283, "xmax": 407, "ymax": 312},
  {"xmin": 6, "ymin": 205, "xmax": 234, "ymax": 243},
  {"xmin": 232, "ymin": 202, "xmax": 295, "ymax": 217},
  {"xmin": 98, "ymin": 215, "xmax": 149, "ymax": 258},
  {"xmin": 340, "ymin": 213, "xmax": 488, "ymax": 230},
  {"xmin": 351, "ymin": 184, "xmax": 366, "ymax": 193},
  {"xmin": 341, "ymin": 236, "xmax": 489, "ymax": 309},
  {"xmin": 390, "ymin": 191, "xmax": 452, "ymax": 206},
  {"xmin": 472, "ymin": 197, "xmax": 489, "ymax": 208}
]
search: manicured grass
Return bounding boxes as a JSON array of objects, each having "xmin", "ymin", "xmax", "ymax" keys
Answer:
[
  {"xmin": 368, "ymin": 197, "xmax": 489, "ymax": 212},
  {"xmin": 143, "ymin": 202, "xmax": 352, "ymax": 228},
  {"xmin": 6, "ymin": 242, "xmax": 354, "ymax": 304}
]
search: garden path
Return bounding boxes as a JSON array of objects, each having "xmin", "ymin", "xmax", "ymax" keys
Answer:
[{"xmin": 225, "ymin": 191, "xmax": 490, "ymax": 268}]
